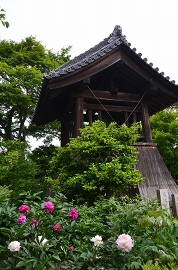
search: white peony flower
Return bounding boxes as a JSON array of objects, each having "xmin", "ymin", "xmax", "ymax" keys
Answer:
[
  {"xmin": 116, "ymin": 234, "xmax": 134, "ymax": 252},
  {"xmin": 38, "ymin": 235, "xmax": 48, "ymax": 246},
  {"xmin": 90, "ymin": 235, "xmax": 103, "ymax": 247},
  {"xmin": 8, "ymin": 241, "xmax": 21, "ymax": 252}
]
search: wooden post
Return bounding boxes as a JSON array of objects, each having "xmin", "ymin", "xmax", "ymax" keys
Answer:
[
  {"xmin": 98, "ymin": 110, "xmax": 102, "ymax": 121},
  {"xmin": 156, "ymin": 189, "xmax": 170, "ymax": 214},
  {"xmin": 171, "ymin": 194, "xmax": 178, "ymax": 217},
  {"xmin": 88, "ymin": 110, "xmax": 92, "ymax": 125},
  {"xmin": 141, "ymin": 102, "xmax": 152, "ymax": 143},
  {"xmin": 74, "ymin": 97, "xmax": 84, "ymax": 137},
  {"xmin": 124, "ymin": 112, "xmax": 129, "ymax": 127},
  {"xmin": 133, "ymin": 112, "xmax": 137, "ymax": 123},
  {"xmin": 61, "ymin": 116, "xmax": 69, "ymax": 146}
]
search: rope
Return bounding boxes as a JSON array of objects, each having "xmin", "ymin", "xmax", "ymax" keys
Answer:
[
  {"xmin": 124, "ymin": 91, "xmax": 147, "ymax": 124},
  {"xmin": 87, "ymin": 85, "xmax": 147, "ymax": 125},
  {"xmin": 87, "ymin": 86, "xmax": 118, "ymax": 125}
]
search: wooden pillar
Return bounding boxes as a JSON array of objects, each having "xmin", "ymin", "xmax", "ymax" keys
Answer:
[
  {"xmin": 88, "ymin": 110, "xmax": 92, "ymax": 125},
  {"xmin": 124, "ymin": 112, "xmax": 129, "ymax": 127},
  {"xmin": 133, "ymin": 112, "xmax": 137, "ymax": 123},
  {"xmin": 98, "ymin": 110, "xmax": 102, "ymax": 121},
  {"xmin": 141, "ymin": 102, "xmax": 152, "ymax": 143},
  {"xmin": 61, "ymin": 117, "xmax": 69, "ymax": 146},
  {"xmin": 74, "ymin": 97, "xmax": 84, "ymax": 137}
]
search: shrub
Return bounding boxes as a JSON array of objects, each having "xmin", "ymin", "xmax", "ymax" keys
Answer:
[
  {"xmin": 48, "ymin": 121, "xmax": 143, "ymax": 204},
  {"xmin": 0, "ymin": 140, "xmax": 48, "ymax": 201},
  {"xmin": 0, "ymin": 193, "xmax": 178, "ymax": 269}
]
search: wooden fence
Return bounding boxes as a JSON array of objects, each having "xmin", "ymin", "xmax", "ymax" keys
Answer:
[{"xmin": 156, "ymin": 189, "xmax": 178, "ymax": 217}]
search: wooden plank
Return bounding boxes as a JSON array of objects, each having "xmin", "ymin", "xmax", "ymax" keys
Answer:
[
  {"xmin": 84, "ymin": 103, "xmax": 141, "ymax": 112},
  {"xmin": 171, "ymin": 194, "xmax": 178, "ymax": 217},
  {"xmin": 71, "ymin": 89, "xmax": 141, "ymax": 103},
  {"xmin": 157, "ymin": 189, "xmax": 170, "ymax": 214}
]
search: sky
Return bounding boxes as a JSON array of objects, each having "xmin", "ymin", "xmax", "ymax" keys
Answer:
[
  {"xmin": 1, "ymin": 0, "xmax": 178, "ymax": 148},
  {"xmin": 1, "ymin": 0, "xmax": 178, "ymax": 83}
]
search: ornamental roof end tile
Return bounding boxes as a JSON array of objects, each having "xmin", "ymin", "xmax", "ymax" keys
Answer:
[{"xmin": 45, "ymin": 25, "xmax": 128, "ymax": 80}]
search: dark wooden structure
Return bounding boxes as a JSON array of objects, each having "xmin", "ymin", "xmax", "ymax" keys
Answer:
[{"xmin": 32, "ymin": 25, "xmax": 178, "ymax": 200}]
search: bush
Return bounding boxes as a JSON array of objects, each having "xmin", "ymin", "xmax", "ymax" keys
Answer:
[
  {"xmin": 0, "ymin": 185, "xmax": 12, "ymax": 202},
  {"xmin": 0, "ymin": 193, "xmax": 178, "ymax": 269},
  {"xmin": 142, "ymin": 263, "xmax": 177, "ymax": 270},
  {"xmin": 0, "ymin": 140, "xmax": 48, "ymax": 200},
  {"xmin": 48, "ymin": 121, "xmax": 143, "ymax": 204}
]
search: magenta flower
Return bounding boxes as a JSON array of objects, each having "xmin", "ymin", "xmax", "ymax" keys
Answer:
[
  {"xmin": 30, "ymin": 218, "xmax": 38, "ymax": 227},
  {"xmin": 18, "ymin": 215, "xmax": 26, "ymax": 224},
  {"xmin": 53, "ymin": 223, "xmax": 61, "ymax": 233},
  {"xmin": 70, "ymin": 245, "xmax": 75, "ymax": 251},
  {"xmin": 18, "ymin": 204, "xmax": 30, "ymax": 214},
  {"xmin": 43, "ymin": 201, "xmax": 54, "ymax": 213},
  {"xmin": 68, "ymin": 208, "xmax": 78, "ymax": 220}
]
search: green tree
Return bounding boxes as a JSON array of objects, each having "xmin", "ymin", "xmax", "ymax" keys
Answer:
[
  {"xmin": 0, "ymin": 37, "xmax": 71, "ymax": 142},
  {"xmin": 150, "ymin": 108, "xmax": 178, "ymax": 181},
  {"xmin": 30, "ymin": 144, "xmax": 57, "ymax": 181},
  {"xmin": 49, "ymin": 121, "xmax": 143, "ymax": 204},
  {"xmin": 0, "ymin": 140, "xmax": 47, "ymax": 199},
  {"xmin": 0, "ymin": 8, "xmax": 9, "ymax": 28}
]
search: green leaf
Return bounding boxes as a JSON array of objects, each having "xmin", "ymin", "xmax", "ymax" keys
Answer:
[
  {"xmin": 52, "ymin": 255, "xmax": 61, "ymax": 261},
  {"xmin": 34, "ymin": 257, "xmax": 49, "ymax": 270}
]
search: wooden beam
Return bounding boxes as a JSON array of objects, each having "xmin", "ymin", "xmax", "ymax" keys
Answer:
[
  {"xmin": 84, "ymin": 103, "xmax": 141, "ymax": 112},
  {"xmin": 72, "ymin": 89, "xmax": 141, "ymax": 103},
  {"xmin": 121, "ymin": 51, "xmax": 178, "ymax": 100},
  {"xmin": 49, "ymin": 51, "xmax": 122, "ymax": 89},
  {"xmin": 78, "ymin": 77, "xmax": 90, "ymax": 92}
]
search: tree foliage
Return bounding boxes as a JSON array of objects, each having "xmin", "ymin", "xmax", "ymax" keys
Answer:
[
  {"xmin": 0, "ymin": 37, "xmax": 71, "ymax": 142},
  {"xmin": 30, "ymin": 144, "xmax": 57, "ymax": 181},
  {"xmin": 48, "ymin": 121, "xmax": 143, "ymax": 204},
  {"xmin": 0, "ymin": 140, "xmax": 43, "ymax": 199},
  {"xmin": 150, "ymin": 108, "xmax": 178, "ymax": 181},
  {"xmin": 0, "ymin": 8, "xmax": 9, "ymax": 28}
]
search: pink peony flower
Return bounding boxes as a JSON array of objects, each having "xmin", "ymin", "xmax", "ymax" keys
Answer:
[
  {"xmin": 53, "ymin": 223, "xmax": 61, "ymax": 233},
  {"xmin": 116, "ymin": 234, "xmax": 134, "ymax": 252},
  {"xmin": 30, "ymin": 218, "xmax": 38, "ymax": 227},
  {"xmin": 68, "ymin": 208, "xmax": 78, "ymax": 220},
  {"xmin": 70, "ymin": 245, "xmax": 75, "ymax": 251},
  {"xmin": 43, "ymin": 201, "xmax": 54, "ymax": 213},
  {"xmin": 18, "ymin": 204, "xmax": 30, "ymax": 214},
  {"xmin": 18, "ymin": 215, "xmax": 26, "ymax": 224}
]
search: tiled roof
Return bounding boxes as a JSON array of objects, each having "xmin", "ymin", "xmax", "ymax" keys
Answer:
[
  {"xmin": 44, "ymin": 25, "xmax": 176, "ymax": 85},
  {"xmin": 33, "ymin": 25, "xmax": 178, "ymax": 125}
]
